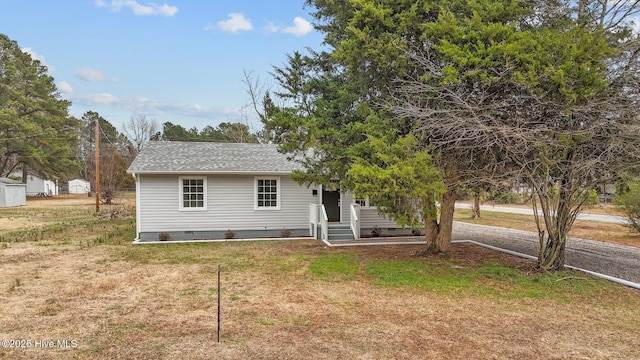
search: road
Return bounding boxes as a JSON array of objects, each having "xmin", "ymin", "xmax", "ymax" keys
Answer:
[
  {"xmin": 455, "ymin": 203, "xmax": 629, "ymax": 224},
  {"xmin": 452, "ymin": 221, "xmax": 640, "ymax": 285}
]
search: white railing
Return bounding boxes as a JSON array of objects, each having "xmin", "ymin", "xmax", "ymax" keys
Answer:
[
  {"xmin": 310, "ymin": 203, "xmax": 330, "ymax": 245},
  {"xmin": 309, "ymin": 204, "xmax": 322, "ymax": 239},
  {"xmin": 350, "ymin": 203, "xmax": 360, "ymax": 240},
  {"xmin": 320, "ymin": 205, "xmax": 329, "ymax": 245},
  {"xmin": 309, "ymin": 204, "xmax": 319, "ymax": 238}
]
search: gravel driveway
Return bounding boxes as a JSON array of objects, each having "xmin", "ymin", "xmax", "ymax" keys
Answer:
[{"xmin": 452, "ymin": 221, "xmax": 640, "ymax": 285}]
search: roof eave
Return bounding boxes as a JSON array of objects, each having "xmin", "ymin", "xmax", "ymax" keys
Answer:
[{"xmin": 127, "ymin": 170, "xmax": 297, "ymax": 175}]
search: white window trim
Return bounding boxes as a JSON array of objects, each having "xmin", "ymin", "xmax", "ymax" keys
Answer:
[
  {"xmin": 254, "ymin": 176, "xmax": 281, "ymax": 210},
  {"xmin": 354, "ymin": 196, "xmax": 376, "ymax": 208},
  {"xmin": 179, "ymin": 176, "xmax": 207, "ymax": 211},
  {"xmin": 365, "ymin": 197, "xmax": 377, "ymax": 209},
  {"xmin": 354, "ymin": 197, "xmax": 367, "ymax": 207}
]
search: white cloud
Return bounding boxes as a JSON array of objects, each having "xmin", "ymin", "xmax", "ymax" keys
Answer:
[
  {"xmin": 124, "ymin": 97, "xmax": 237, "ymax": 119},
  {"xmin": 69, "ymin": 91, "xmax": 239, "ymax": 120},
  {"xmin": 263, "ymin": 21, "xmax": 280, "ymax": 34},
  {"xmin": 57, "ymin": 81, "xmax": 73, "ymax": 95},
  {"xmin": 216, "ymin": 13, "xmax": 253, "ymax": 33},
  {"xmin": 211, "ymin": 15, "xmax": 312, "ymax": 36},
  {"xmin": 95, "ymin": 0, "xmax": 178, "ymax": 17},
  {"xmin": 281, "ymin": 17, "xmax": 312, "ymax": 36},
  {"xmin": 76, "ymin": 67, "xmax": 117, "ymax": 82},
  {"xmin": 75, "ymin": 93, "xmax": 120, "ymax": 106}
]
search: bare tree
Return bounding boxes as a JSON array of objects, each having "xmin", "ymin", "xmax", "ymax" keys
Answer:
[
  {"xmin": 99, "ymin": 145, "xmax": 129, "ymax": 204},
  {"xmin": 217, "ymin": 121, "xmax": 258, "ymax": 143},
  {"xmin": 123, "ymin": 114, "xmax": 158, "ymax": 155},
  {"xmin": 243, "ymin": 70, "xmax": 274, "ymax": 143},
  {"xmin": 392, "ymin": 0, "xmax": 640, "ymax": 270}
]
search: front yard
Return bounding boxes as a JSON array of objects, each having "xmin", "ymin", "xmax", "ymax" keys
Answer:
[{"xmin": 0, "ymin": 195, "xmax": 638, "ymax": 359}]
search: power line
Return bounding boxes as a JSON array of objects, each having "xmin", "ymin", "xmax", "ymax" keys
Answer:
[
  {"xmin": 97, "ymin": 121, "xmax": 128, "ymax": 148},
  {"xmin": 0, "ymin": 126, "xmax": 77, "ymax": 141}
]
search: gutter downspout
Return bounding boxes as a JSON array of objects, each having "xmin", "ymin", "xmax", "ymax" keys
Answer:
[{"xmin": 133, "ymin": 173, "xmax": 140, "ymax": 242}]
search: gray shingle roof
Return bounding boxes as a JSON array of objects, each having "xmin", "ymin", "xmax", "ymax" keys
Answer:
[
  {"xmin": 127, "ymin": 141, "xmax": 302, "ymax": 174},
  {"xmin": 0, "ymin": 177, "xmax": 25, "ymax": 185}
]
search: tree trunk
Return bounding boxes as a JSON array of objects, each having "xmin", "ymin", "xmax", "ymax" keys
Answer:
[
  {"xmin": 21, "ymin": 163, "xmax": 28, "ymax": 184},
  {"xmin": 538, "ymin": 192, "xmax": 572, "ymax": 271},
  {"xmin": 539, "ymin": 232, "xmax": 567, "ymax": 271},
  {"xmin": 471, "ymin": 192, "xmax": 481, "ymax": 219},
  {"xmin": 424, "ymin": 218, "xmax": 441, "ymax": 253},
  {"xmin": 102, "ymin": 189, "xmax": 114, "ymax": 205},
  {"xmin": 424, "ymin": 194, "xmax": 441, "ymax": 253},
  {"xmin": 436, "ymin": 186, "xmax": 456, "ymax": 251},
  {"xmin": 423, "ymin": 163, "xmax": 457, "ymax": 253},
  {"xmin": 535, "ymin": 157, "xmax": 576, "ymax": 271}
]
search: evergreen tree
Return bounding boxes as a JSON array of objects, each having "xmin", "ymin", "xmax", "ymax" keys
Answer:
[{"xmin": 0, "ymin": 33, "xmax": 79, "ymax": 181}]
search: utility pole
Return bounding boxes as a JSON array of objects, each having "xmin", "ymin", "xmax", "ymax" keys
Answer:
[{"xmin": 95, "ymin": 117, "xmax": 100, "ymax": 213}]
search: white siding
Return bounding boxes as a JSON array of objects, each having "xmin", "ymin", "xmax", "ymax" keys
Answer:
[
  {"xmin": 7, "ymin": 171, "xmax": 57, "ymax": 195},
  {"xmin": 359, "ymin": 207, "xmax": 400, "ymax": 228},
  {"xmin": 0, "ymin": 184, "xmax": 26, "ymax": 207},
  {"xmin": 26, "ymin": 176, "xmax": 57, "ymax": 195},
  {"xmin": 45, "ymin": 180, "xmax": 57, "ymax": 195},
  {"xmin": 69, "ymin": 179, "xmax": 90, "ymax": 194},
  {"xmin": 138, "ymin": 174, "xmax": 319, "ymax": 232},
  {"xmin": 341, "ymin": 191, "xmax": 352, "ymax": 224},
  {"xmin": 27, "ymin": 175, "xmax": 44, "ymax": 194},
  {"xmin": 342, "ymin": 191, "xmax": 399, "ymax": 228}
]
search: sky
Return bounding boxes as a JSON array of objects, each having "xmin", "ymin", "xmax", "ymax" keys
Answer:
[{"xmin": 0, "ymin": 0, "xmax": 325, "ymax": 133}]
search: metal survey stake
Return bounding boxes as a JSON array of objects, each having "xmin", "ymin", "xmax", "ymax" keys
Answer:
[{"xmin": 217, "ymin": 264, "xmax": 221, "ymax": 342}]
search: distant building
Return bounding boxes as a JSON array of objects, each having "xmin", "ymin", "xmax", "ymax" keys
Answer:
[
  {"xmin": 7, "ymin": 170, "xmax": 58, "ymax": 196},
  {"xmin": 0, "ymin": 177, "xmax": 26, "ymax": 207},
  {"xmin": 68, "ymin": 179, "xmax": 91, "ymax": 194}
]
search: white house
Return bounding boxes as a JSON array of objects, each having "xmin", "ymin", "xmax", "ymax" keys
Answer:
[
  {"xmin": 8, "ymin": 170, "xmax": 58, "ymax": 196},
  {"xmin": 68, "ymin": 179, "xmax": 91, "ymax": 194},
  {"xmin": 127, "ymin": 141, "xmax": 402, "ymax": 242},
  {"xmin": 0, "ymin": 177, "xmax": 27, "ymax": 207}
]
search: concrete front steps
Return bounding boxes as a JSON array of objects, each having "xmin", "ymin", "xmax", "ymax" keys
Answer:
[
  {"xmin": 326, "ymin": 224, "xmax": 427, "ymax": 247},
  {"xmin": 327, "ymin": 223, "xmax": 354, "ymax": 241},
  {"xmin": 328, "ymin": 236, "xmax": 427, "ymax": 247}
]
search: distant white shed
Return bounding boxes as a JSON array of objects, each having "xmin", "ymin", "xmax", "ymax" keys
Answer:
[
  {"xmin": 8, "ymin": 170, "xmax": 58, "ymax": 196},
  {"xmin": 0, "ymin": 177, "xmax": 27, "ymax": 207},
  {"xmin": 68, "ymin": 179, "xmax": 91, "ymax": 194}
]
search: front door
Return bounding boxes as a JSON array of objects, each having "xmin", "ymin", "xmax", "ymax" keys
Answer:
[{"xmin": 322, "ymin": 189, "xmax": 340, "ymax": 222}]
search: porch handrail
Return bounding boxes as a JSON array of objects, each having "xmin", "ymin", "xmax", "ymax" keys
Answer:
[
  {"xmin": 350, "ymin": 203, "xmax": 360, "ymax": 240},
  {"xmin": 320, "ymin": 204, "xmax": 330, "ymax": 246},
  {"xmin": 309, "ymin": 204, "xmax": 319, "ymax": 238}
]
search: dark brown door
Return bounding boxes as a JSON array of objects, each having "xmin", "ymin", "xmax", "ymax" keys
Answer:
[{"xmin": 322, "ymin": 190, "xmax": 340, "ymax": 222}]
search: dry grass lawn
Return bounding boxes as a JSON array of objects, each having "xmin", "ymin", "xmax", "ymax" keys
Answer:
[{"xmin": 1, "ymin": 195, "xmax": 639, "ymax": 359}]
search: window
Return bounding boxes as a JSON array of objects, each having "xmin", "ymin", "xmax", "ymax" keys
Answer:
[
  {"xmin": 354, "ymin": 197, "xmax": 376, "ymax": 208},
  {"xmin": 180, "ymin": 177, "xmax": 206, "ymax": 210},
  {"xmin": 355, "ymin": 198, "xmax": 367, "ymax": 206},
  {"xmin": 255, "ymin": 177, "xmax": 280, "ymax": 210}
]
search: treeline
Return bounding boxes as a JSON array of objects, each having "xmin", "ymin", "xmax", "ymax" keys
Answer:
[
  {"xmin": 73, "ymin": 112, "xmax": 259, "ymax": 202},
  {"xmin": 0, "ymin": 32, "xmax": 257, "ymax": 201},
  {"xmin": 150, "ymin": 121, "xmax": 259, "ymax": 143}
]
